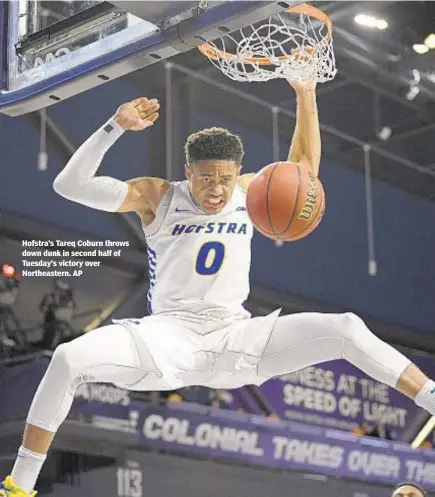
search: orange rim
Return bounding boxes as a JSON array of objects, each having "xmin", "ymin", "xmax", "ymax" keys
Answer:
[{"xmin": 198, "ymin": 3, "xmax": 332, "ymax": 65}]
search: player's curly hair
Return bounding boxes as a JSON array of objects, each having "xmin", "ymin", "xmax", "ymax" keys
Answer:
[{"xmin": 185, "ymin": 127, "xmax": 244, "ymax": 166}]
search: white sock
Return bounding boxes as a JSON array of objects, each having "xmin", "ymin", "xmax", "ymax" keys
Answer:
[
  {"xmin": 11, "ymin": 446, "xmax": 47, "ymax": 493},
  {"xmin": 415, "ymin": 380, "xmax": 435, "ymax": 416}
]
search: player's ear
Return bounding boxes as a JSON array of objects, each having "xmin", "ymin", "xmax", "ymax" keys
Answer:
[{"xmin": 185, "ymin": 164, "xmax": 192, "ymax": 180}]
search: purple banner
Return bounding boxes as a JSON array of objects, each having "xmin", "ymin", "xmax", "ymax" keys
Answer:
[
  {"xmin": 136, "ymin": 404, "xmax": 435, "ymax": 490},
  {"xmin": 259, "ymin": 355, "xmax": 435, "ymax": 440},
  {"xmin": 220, "ymin": 387, "xmax": 263, "ymax": 414},
  {"xmin": 70, "ymin": 383, "xmax": 261, "ymax": 434},
  {"xmin": 71, "ymin": 383, "xmax": 144, "ymax": 433}
]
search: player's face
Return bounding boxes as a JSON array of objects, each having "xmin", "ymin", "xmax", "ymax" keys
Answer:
[
  {"xmin": 186, "ymin": 160, "xmax": 241, "ymax": 213},
  {"xmin": 393, "ymin": 485, "xmax": 425, "ymax": 497}
]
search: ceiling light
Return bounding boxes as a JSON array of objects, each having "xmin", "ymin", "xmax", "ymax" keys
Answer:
[
  {"xmin": 376, "ymin": 19, "xmax": 388, "ymax": 31},
  {"xmin": 406, "ymin": 85, "xmax": 420, "ymax": 101},
  {"xmin": 424, "ymin": 33, "xmax": 435, "ymax": 49},
  {"xmin": 413, "ymin": 44, "xmax": 429, "ymax": 55},
  {"xmin": 405, "ymin": 69, "xmax": 421, "ymax": 101},
  {"xmin": 354, "ymin": 14, "xmax": 388, "ymax": 30},
  {"xmin": 411, "ymin": 69, "xmax": 421, "ymax": 84},
  {"xmin": 377, "ymin": 127, "xmax": 392, "ymax": 141}
]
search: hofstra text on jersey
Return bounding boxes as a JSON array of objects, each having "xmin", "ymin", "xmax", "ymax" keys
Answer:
[{"xmin": 171, "ymin": 222, "xmax": 248, "ymax": 235}]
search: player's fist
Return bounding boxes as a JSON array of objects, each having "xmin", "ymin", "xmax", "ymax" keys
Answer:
[{"xmin": 114, "ymin": 97, "xmax": 160, "ymax": 131}]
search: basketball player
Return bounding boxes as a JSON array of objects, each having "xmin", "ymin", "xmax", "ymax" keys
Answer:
[
  {"xmin": 2, "ymin": 80, "xmax": 435, "ymax": 497},
  {"xmin": 392, "ymin": 483, "xmax": 427, "ymax": 497}
]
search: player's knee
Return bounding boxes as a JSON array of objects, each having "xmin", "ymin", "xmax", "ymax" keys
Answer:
[
  {"xmin": 335, "ymin": 312, "xmax": 369, "ymax": 341},
  {"xmin": 49, "ymin": 343, "xmax": 79, "ymax": 380},
  {"xmin": 342, "ymin": 311, "xmax": 363, "ymax": 328},
  {"xmin": 339, "ymin": 312, "xmax": 380, "ymax": 350}
]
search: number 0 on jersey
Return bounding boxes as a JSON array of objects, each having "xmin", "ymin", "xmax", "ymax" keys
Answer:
[{"xmin": 196, "ymin": 241, "xmax": 225, "ymax": 275}]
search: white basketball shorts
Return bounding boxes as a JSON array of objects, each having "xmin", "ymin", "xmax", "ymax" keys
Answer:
[{"xmin": 112, "ymin": 309, "xmax": 281, "ymax": 391}]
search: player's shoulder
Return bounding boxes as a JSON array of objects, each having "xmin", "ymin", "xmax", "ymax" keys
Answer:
[
  {"xmin": 126, "ymin": 176, "xmax": 171, "ymax": 199},
  {"xmin": 127, "ymin": 176, "xmax": 170, "ymax": 189}
]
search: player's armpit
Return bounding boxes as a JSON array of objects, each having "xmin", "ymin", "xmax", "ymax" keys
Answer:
[
  {"xmin": 117, "ymin": 177, "xmax": 170, "ymax": 215},
  {"xmin": 115, "ymin": 182, "xmax": 144, "ymax": 213},
  {"xmin": 297, "ymin": 157, "xmax": 317, "ymax": 177},
  {"xmin": 238, "ymin": 173, "xmax": 256, "ymax": 192}
]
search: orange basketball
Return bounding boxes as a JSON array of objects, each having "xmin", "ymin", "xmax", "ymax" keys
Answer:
[{"xmin": 246, "ymin": 161, "xmax": 325, "ymax": 242}]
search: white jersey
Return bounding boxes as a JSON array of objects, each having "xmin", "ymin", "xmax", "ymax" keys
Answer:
[{"xmin": 143, "ymin": 180, "xmax": 253, "ymax": 321}]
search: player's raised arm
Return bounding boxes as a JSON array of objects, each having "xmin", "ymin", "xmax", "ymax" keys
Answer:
[
  {"xmin": 287, "ymin": 80, "xmax": 321, "ymax": 177},
  {"xmin": 53, "ymin": 97, "xmax": 161, "ymax": 215}
]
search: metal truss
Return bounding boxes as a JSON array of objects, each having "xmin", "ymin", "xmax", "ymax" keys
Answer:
[{"xmin": 165, "ymin": 60, "xmax": 435, "ymax": 183}]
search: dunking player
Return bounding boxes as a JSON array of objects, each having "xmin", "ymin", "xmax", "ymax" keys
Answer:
[{"xmin": 2, "ymin": 80, "xmax": 435, "ymax": 497}]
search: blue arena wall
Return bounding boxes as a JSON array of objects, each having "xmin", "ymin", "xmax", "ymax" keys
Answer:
[{"xmin": 0, "ymin": 79, "xmax": 146, "ymax": 240}]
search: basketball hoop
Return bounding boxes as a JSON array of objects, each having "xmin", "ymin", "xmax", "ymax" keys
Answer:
[{"xmin": 198, "ymin": 3, "xmax": 336, "ymax": 83}]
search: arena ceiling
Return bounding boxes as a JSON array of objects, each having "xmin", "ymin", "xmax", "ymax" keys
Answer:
[
  {"xmin": 123, "ymin": 0, "xmax": 435, "ymax": 202},
  {"xmin": 22, "ymin": 0, "xmax": 435, "ymax": 200}
]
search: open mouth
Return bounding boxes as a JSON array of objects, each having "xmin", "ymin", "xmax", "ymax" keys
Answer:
[{"xmin": 204, "ymin": 198, "xmax": 224, "ymax": 210}]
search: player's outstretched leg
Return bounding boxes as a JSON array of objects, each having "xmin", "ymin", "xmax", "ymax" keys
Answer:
[
  {"xmin": 0, "ymin": 324, "xmax": 152, "ymax": 497},
  {"xmin": 257, "ymin": 312, "xmax": 435, "ymax": 415}
]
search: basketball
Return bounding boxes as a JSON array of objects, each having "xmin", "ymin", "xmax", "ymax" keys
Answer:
[{"xmin": 246, "ymin": 161, "xmax": 325, "ymax": 242}]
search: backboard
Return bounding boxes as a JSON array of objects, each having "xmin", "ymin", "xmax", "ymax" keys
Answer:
[{"xmin": 0, "ymin": 1, "xmax": 295, "ymax": 117}]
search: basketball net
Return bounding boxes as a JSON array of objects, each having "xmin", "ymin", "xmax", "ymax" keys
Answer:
[{"xmin": 198, "ymin": 3, "xmax": 336, "ymax": 83}]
